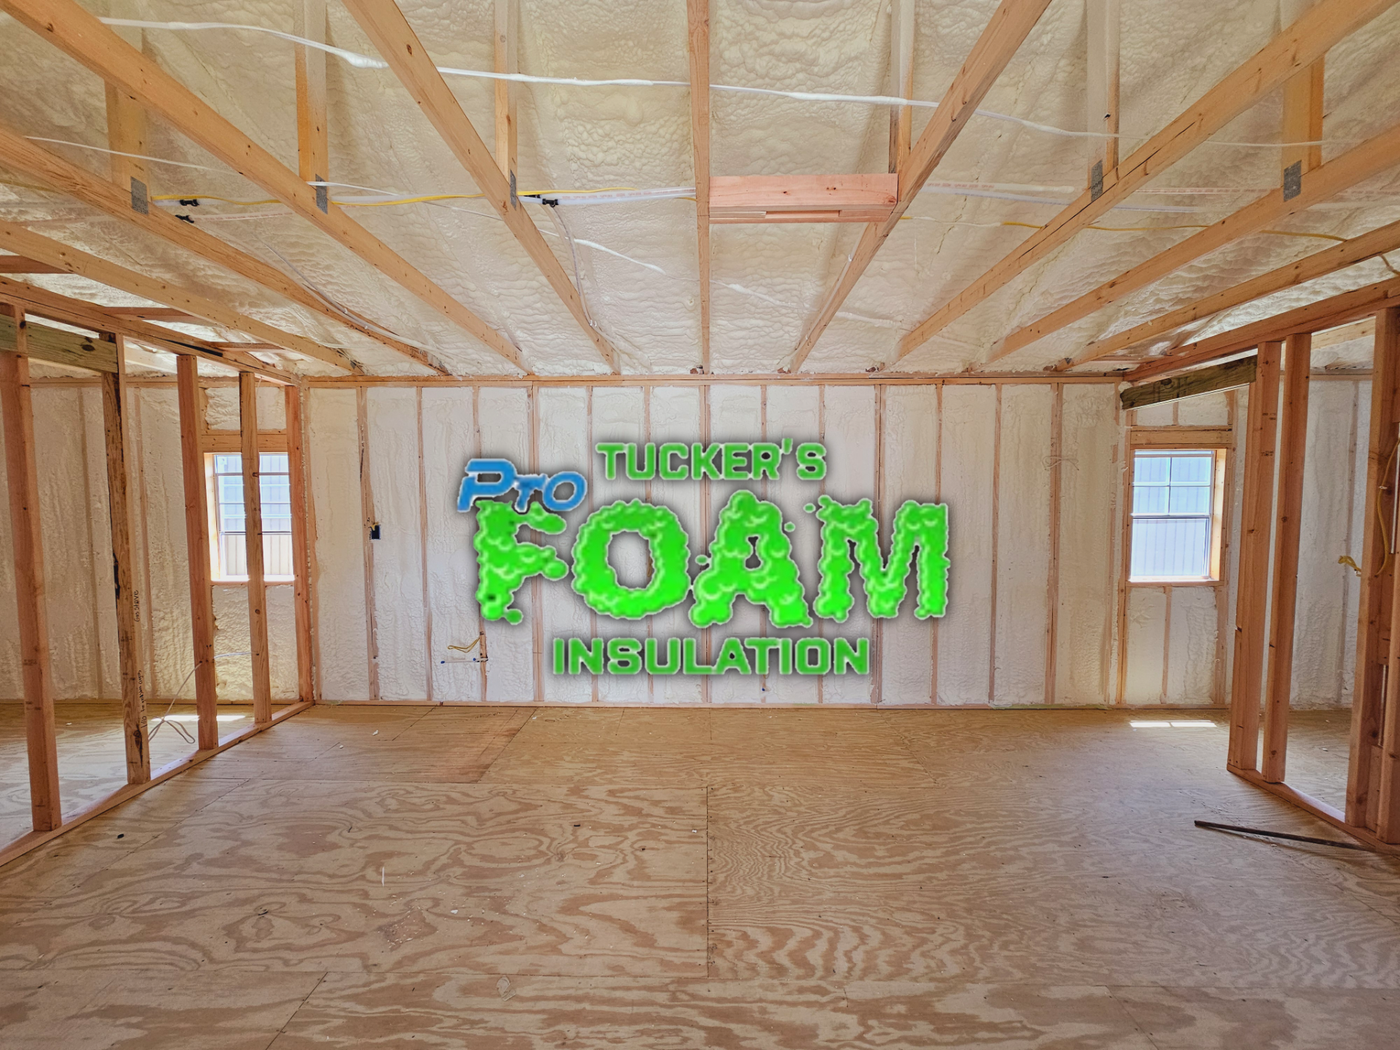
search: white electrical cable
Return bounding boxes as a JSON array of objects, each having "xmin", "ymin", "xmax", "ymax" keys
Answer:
[
  {"xmin": 99, "ymin": 18, "xmax": 1347, "ymax": 149},
  {"xmin": 148, "ymin": 650, "xmax": 252, "ymax": 743}
]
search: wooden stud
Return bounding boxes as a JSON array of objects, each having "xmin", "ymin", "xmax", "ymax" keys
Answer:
[
  {"xmin": 285, "ymin": 382, "xmax": 315, "ymax": 703},
  {"xmin": 493, "ymin": 0, "xmax": 517, "ymax": 180},
  {"xmin": 340, "ymin": 0, "xmax": 616, "ymax": 372},
  {"xmin": 1357, "ymin": 308, "xmax": 1400, "ymax": 831},
  {"xmin": 873, "ymin": 384, "xmax": 887, "ymax": 704},
  {"xmin": 1261, "ymin": 334, "xmax": 1312, "ymax": 781},
  {"xmin": 1228, "ymin": 341, "xmax": 1282, "ymax": 773},
  {"xmin": 239, "ymin": 373, "xmax": 273, "ymax": 724},
  {"xmin": 416, "ymin": 386, "xmax": 433, "ymax": 704},
  {"xmin": 686, "ymin": 0, "xmax": 711, "ymax": 373},
  {"xmin": 1085, "ymin": 0, "xmax": 1120, "ymax": 181},
  {"xmin": 357, "ymin": 387, "xmax": 381, "ymax": 701},
  {"xmin": 993, "ymin": 119, "xmax": 1400, "ymax": 361},
  {"xmin": 988, "ymin": 384, "xmax": 1003, "ymax": 704},
  {"xmin": 1215, "ymin": 393, "xmax": 1240, "ymax": 706},
  {"xmin": 103, "ymin": 21, "xmax": 149, "ymax": 191},
  {"xmin": 888, "ymin": 0, "xmax": 915, "ymax": 172},
  {"xmin": 790, "ymin": 0, "xmax": 1052, "ymax": 370},
  {"xmin": 0, "ymin": 0, "xmax": 516, "ymax": 371},
  {"xmin": 1128, "ymin": 275, "xmax": 1400, "ymax": 383},
  {"xmin": 1044, "ymin": 383, "xmax": 1062, "ymax": 704},
  {"xmin": 1113, "ymin": 412, "xmax": 1133, "ymax": 705},
  {"xmin": 293, "ymin": 0, "xmax": 329, "ymax": 190},
  {"xmin": 101, "ymin": 336, "xmax": 149, "ymax": 783},
  {"xmin": 899, "ymin": 0, "xmax": 1398, "ymax": 360},
  {"xmin": 0, "ymin": 315, "xmax": 61, "ymax": 832},
  {"xmin": 177, "ymin": 356, "xmax": 218, "ymax": 748}
]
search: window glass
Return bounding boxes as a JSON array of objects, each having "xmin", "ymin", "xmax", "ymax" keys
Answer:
[
  {"xmin": 1129, "ymin": 450, "xmax": 1217, "ymax": 581},
  {"xmin": 209, "ymin": 452, "xmax": 295, "ymax": 579}
]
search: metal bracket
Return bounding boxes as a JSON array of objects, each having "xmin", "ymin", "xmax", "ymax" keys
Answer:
[
  {"xmin": 1283, "ymin": 161, "xmax": 1302, "ymax": 202},
  {"xmin": 315, "ymin": 173, "xmax": 329, "ymax": 214},
  {"xmin": 130, "ymin": 177, "xmax": 149, "ymax": 215},
  {"xmin": 1090, "ymin": 161, "xmax": 1104, "ymax": 202},
  {"xmin": 510, "ymin": 170, "xmax": 518, "ymax": 209}
]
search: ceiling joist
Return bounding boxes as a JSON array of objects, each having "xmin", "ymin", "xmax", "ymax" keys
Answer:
[
  {"xmin": 0, "ymin": 0, "xmax": 523, "ymax": 374},
  {"xmin": 787, "ymin": 0, "xmax": 1054, "ymax": 372},
  {"xmin": 0, "ymin": 121, "xmax": 444, "ymax": 374},
  {"xmin": 0, "ymin": 219, "xmax": 350, "ymax": 373},
  {"xmin": 896, "ymin": 0, "xmax": 1400, "ymax": 363},
  {"xmin": 341, "ymin": 0, "xmax": 621, "ymax": 373},
  {"xmin": 994, "ymin": 119, "xmax": 1400, "ymax": 362},
  {"xmin": 1068, "ymin": 217, "xmax": 1400, "ymax": 366}
]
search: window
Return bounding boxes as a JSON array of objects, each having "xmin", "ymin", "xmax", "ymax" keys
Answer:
[
  {"xmin": 1129, "ymin": 449, "xmax": 1224, "ymax": 582},
  {"xmin": 209, "ymin": 453, "xmax": 294, "ymax": 580}
]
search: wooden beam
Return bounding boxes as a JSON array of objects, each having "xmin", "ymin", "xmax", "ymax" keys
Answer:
[
  {"xmin": 1084, "ymin": 0, "xmax": 1120, "ymax": 183},
  {"xmin": 0, "ymin": 0, "xmax": 520, "ymax": 373},
  {"xmin": 285, "ymin": 382, "xmax": 315, "ymax": 702},
  {"xmin": 493, "ymin": 0, "xmax": 517, "ymax": 181},
  {"xmin": 1120, "ymin": 356, "xmax": 1255, "ymax": 410},
  {"xmin": 1261, "ymin": 333, "xmax": 1311, "ymax": 783},
  {"xmin": 687, "ymin": 0, "xmax": 710, "ymax": 373},
  {"xmin": 1228, "ymin": 341, "xmax": 1281, "ymax": 774},
  {"xmin": 1126, "ymin": 274, "xmax": 1400, "ymax": 382},
  {"xmin": 0, "ymin": 310, "xmax": 117, "ymax": 372},
  {"xmin": 898, "ymin": 0, "xmax": 1399, "ymax": 360},
  {"xmin": 888, "ymin": 0, "xmax": 915, "ymax": 172},
  {"xmin": 340, "ymin": 0, "xmax": 617, "ymax": 371},
  {"xmin": 0, "ymin": 275, "xmax": 298, "ymax": 383},
  {"xmin": 1349, "ymin": 307, "xmax": 1400, "ymax": 829},
  {"xmin": 789, "ymin": 0, "xmax": 1052, "ymax": 370},
  {"xmin": 239, "ymin": 373, "xmax": 273, "ymax": 724},
  {"xmin": 176, "ymin": 355, "xmax": 218, "ymax": 749},
  {"xmin": 994, "ymin": 119, "xmax": 1400, "ymax": 361},
  {"xmin": 0, "ymin": 256, "xmax": 65, "ymax": 274},
  {"xmin": 108, "ymin": 307, "xmax": 202, "ymax": 323},
  {"xmin": 293, "ymin": 0, "xmax": 329, "ymax": 191},
  {"xmin": 1073, "ymin": 218, "xmax": 1400, "ymax": 365},
  {"xmin": 100, "ymin": 335, "xmax": 149, "ymax": 784},
  {"xmin": 0, "ymin": 319, "xmax": 61, "ymax": 832},
  {"xmin": 710, "ymin": 174, "xmax": 899, "ymax": 223}
]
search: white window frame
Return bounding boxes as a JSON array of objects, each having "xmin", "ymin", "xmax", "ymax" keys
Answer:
[
  {"xmin": 1126, "ymin": 428, "xmax": 1231, "ymax": 586},
  {"xmin": 205, "ymin": 450, "xmax": 296, "ymax": 583}
]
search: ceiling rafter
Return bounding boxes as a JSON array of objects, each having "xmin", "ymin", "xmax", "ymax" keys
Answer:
[
  {"xmin": 0, "ymin": 120, "xmax": 443, "ymax": 374},
  {"xmin": 895, "ymin": 0, "xmax": 1400, "ymax": 364},
  {"xmin": 1065, "ymin": 217, "xmax": 1400, "ymax": 367},
  {"xmin": 0, "ymin": 219, "xmax": 352, "ymax": 373},
  {"xmin": 786, "ymin": 0, "xmax": 1054, "ymax": 373},
  {"xmin": 1126, "ymin": 273, "xmax": 1400, "ymax": 383},
  {"xmin": 0, "ymin": 0, "xmax": 524, "ymax": 374},
  {"xmin": 0, "ymin": 274, "xmax": 298, "ymax": 382},
  {"xmin": 991, "ymin": 119, "xmax": 1400, "ymax": 362},
  {"xmin": 341, "ymin": 0, "xmax": 622, "ymax": 373}
]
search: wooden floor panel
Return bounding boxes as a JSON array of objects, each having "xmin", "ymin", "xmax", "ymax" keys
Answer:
[{"xmin": 2, "ymin": 705, "xmax": 1399, "ymax": 1047}]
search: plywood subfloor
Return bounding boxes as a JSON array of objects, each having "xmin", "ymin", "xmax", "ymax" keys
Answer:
[{"xmin": 1, "ymin": 705, "xmax": 1398, "ymax": 1048}]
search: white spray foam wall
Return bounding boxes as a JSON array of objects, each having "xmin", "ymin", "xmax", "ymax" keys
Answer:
[
  {"xmin": 536, "ymin": 386, "xmax": 592, "ymax": 704},
  {"xmin": 821, "ymin": 385, "xmax": 876, "ymax": 704},
  {"xmin": 763, "ymin": 384, "xmax": 822, "ymax": 706},
  {"xmin": 937, "ymin": 385, "xmax": 996, "ymax": 705},
  {"xmin": 477, "ymin": 387, "xmax": 535, "ymax": 703},
  {"xmin": 204, "ymin": 384, "xmax": 287, "ymax": 432},
  {"xmin": 994, "ymin": 385, "xmax": 1053, "ymax": 706},
  {"xmin": 589, "ymin": 386, "xmax": 649, "ymax": 703},
  {"xmin": 422, "ymin": 387, "xmax": 484, "ymax": 703},
  {"xmin": 306, "ymin": 388, "xmax": 370, "ymax": 702},
  {"xmin": 367, "ymin": 388, "xmax": 430, "ymax": 701},
  {"xmin": 649, "ymin": 386, "xmax": 704, "ymax": 704},
  {"xmin": 879, "ymin": 385, "xmax": 937, "ymax": 706},
  {"xmin": 1055, "ymin": 384, "xmax": 1119, "ymax": 704}
]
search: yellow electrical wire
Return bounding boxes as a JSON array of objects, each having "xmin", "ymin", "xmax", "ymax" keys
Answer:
[{"xmin": 149, "ymin": 186, "xmax": 644, "ymax": 208}]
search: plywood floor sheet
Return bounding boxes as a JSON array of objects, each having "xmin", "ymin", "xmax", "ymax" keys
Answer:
[{"xmin": 1, "ymin": 705, "xmax": 1398, "ymax": 1048}]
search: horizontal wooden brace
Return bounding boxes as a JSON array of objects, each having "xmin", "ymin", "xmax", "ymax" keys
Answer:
[
  {"xmin": 0, "ymin": 313, "xmax": 117, "ymax": 372},
  {"xmin": 1121, "ymin": 356, "xmax": 1257, "ymax": 410},
  {"xmin": 710, "ymin": 174, "xmax": 897, "ymax": 224}
]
